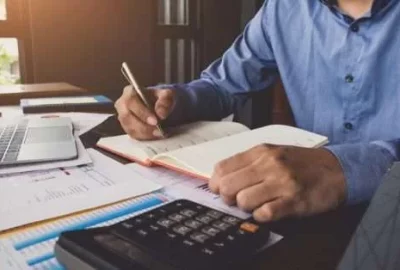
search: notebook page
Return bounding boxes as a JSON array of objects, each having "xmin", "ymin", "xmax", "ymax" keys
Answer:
[
  {"xmin": 155, "ymin": 125, "xmax": 328, "ymax": 178},
  {"xmin": 97, "ymin": 121, "xmax": 249, "ymax": 159}
]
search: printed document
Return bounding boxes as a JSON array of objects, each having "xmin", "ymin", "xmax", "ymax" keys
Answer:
[
  {"xmin": 127, "ymin": 163, "xmax": 253, "ymax": 219},
  {"xmin": 0, "ymin": 149, "xmax": 161, "ymax": 231}
]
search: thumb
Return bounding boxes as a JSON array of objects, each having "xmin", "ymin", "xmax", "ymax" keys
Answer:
[{"xmin": 153, "ymin": 89, "xmax": 175, "ymax": 120}]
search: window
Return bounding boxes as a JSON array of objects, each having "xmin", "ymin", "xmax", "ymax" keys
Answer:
[
  {"xmin": 0, "ymin": 0, "xmax": 30, "ymax": 85},
  {"xmin": 0, "ymin": 38, "xmax": 20, "ymax": 84},
  {"xmin": 0, "ymin": 0, "xmax": 7, "ymax": 20},
  {"xmin": 155, "ymin": 0, "xmax": 201, "ymax": 84}
]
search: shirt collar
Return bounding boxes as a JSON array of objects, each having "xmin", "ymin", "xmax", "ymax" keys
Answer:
[{"xmin": 320, "ymin": 0, "xmax": 391, "ymax": 15}]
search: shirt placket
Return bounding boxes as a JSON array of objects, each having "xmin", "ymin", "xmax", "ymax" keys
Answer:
[{"xmin": 340, "ymin": 17, "xmax": 366, "ymax": 143}]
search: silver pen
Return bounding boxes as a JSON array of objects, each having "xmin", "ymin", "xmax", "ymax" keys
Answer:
[{"xmin": 121, "ymin": 62, "xmax": 165, "ymax": 137}]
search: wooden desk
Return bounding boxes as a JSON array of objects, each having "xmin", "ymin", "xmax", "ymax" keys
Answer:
[{"xmin": 0, "ymin": 82, "xmax": 87, "ymax": 105}]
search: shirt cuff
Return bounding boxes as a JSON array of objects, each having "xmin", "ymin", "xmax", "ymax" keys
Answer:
[
  {"xmin": 151, "ymin": 83, "xmax": 197, "ymax": 126},
  {"xmin": 151, "ymin": 80, "xmax": 234, "ymax": 126},
  {"xmin": 325, "ymin": 142, "xmax": 396, "ymax": 204}
]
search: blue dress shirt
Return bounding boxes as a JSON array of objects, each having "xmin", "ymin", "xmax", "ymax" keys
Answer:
[{"xmin": 164, "ymin": 0, "xmax": 400, "ymax": 204}]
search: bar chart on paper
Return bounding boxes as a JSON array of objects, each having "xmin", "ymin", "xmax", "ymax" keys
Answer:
[
  {"xmin": 0, "ymin": 193, "xmax": 169, "ymax": 270},
  {"xmin": 0, "ymin": 149, "xmax": 161, "ymax": 231}
]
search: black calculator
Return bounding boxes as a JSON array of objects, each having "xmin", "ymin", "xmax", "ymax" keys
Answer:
[{"xmin": 55, "ymin": 199, "xmax": 271, "ymax": 270}]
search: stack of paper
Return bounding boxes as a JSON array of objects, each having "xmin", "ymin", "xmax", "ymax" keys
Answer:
[{"xmin": 0, "ymin": 149, "xmax": 161, "ymax": 231}]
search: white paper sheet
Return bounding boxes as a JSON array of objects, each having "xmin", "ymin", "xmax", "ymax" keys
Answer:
[
  {"xmin": 0, "ymin": 149, "xmax": 161, "ymax": 231},
  {"xmin": 0, "ymin": 240, "xmax": 28, "ymax": 270},
  {"xmin": 126, "ymin": 163, "xmax": 251, "ymax": 219},
  {"xmin": 0, "ymin": 136, "xmax": 92, "ymax": 175}
]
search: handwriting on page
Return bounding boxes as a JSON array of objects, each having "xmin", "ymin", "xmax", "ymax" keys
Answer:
[
  {"xmin": 138, "ymin": 121, "xmax": 248, "ymax": 156},
  {"xmin": 158, "ymin": 124, "xmax": 328, "ymax": 178}
]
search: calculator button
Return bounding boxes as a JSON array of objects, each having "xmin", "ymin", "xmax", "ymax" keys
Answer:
[
  {"xmin": 145, "ymin": 213, "xmax": 157, "ymax": 220},
  {"xmin": 184, "ymin": 219, "xmax": 203, "ymax": 229},
  {"xmin": 132, "ymin": 217, "xmax": 145, "ymax": 226},
  {"xmin": 240, "ymin": 222, "xmax": 259, "ymax": 233},
  {"xmin": 202, "ymin": 226, "xmax": 220, "ymax": 237},
  {"xmin": 222, "ymin": 216, "xmax": 240, "ymax": 225},
  {"xmin": 201, "ymin": 247, "xmax": 216, "ymax": 256},
  {"xmin": 149, "ymin": 224, "xmax": 161, "ymax": 232},
  {"xmin": 190, "ymin": 232, "xmax": 210, "ymax": 243},
  {"xmin": 168, "ymin": 213, "xmax": 186, "ymax": 222},
  {"xmin": 213, "ymin": 241, "xmax": 226, "ymax": 249},
  {"xmin": 121, "ymin": 222, "xmax": 134, "ymax": 230},
  {"xmin": 157, "ymin": 218, "xmax": 175, "ymax": 228},
  {"xmin": 212, "ymin": 220, "xmax": 231, "ymax": 231},
  {"xmin": 196, "ymin": 215, "xmax": 214, "ymax": 224},
  {"xmin": 195, "ymin": 204, "xmax": 205, "ymax": 211},
  {"xmin": 236, "ymin": 229, "xmax": 248, "ymax": 236},
  {"xmin": 136, "ymin": 229, "xmax": 149, "ymax": 237},
  {"xmin": 180, "ymin": 209, "xmax": 197, "ymax": 218},
  {"xmin": 226, "ymin": 234, "xmax": 236, "ymax": 242},
  {"xmin": 173, "ymin": 201, "xmax": 186, "ymax": 208},
  {"xmin": 182, "ymin": 239, "xmax": 197, "ymax": 247},
  {"xmin": 206, "ymin": 210, "xmax": 223, "ymax": 219},
  {"xmin": 165, "ymin": 232, "xmax": 179, "ymax": 240},
  {"xmin": 172, "ymin": 225, "xmax": 192, "ymax": 236},
  {"xmin": 154, "ymin": 208, "xmax": 168, "ymax": 216}
]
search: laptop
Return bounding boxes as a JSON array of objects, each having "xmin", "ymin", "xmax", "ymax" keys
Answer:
[
  {"xmin": 337, "ymin": 162, "xmax": 400, "ymax": 270},
  {"xmin": 0, "ymin": 117, "xmax": 77, "ymax": 166}
]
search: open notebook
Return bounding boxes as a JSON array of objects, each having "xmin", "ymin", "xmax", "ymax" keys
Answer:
[{"xmin": 97, "ymin": 121, "xmax": 328, "ymax": 179}]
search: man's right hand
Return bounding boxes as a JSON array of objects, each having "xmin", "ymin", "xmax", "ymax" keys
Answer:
[{"xmin": 115, "ymin": 86, "xmax": 176, "ymax": 140}]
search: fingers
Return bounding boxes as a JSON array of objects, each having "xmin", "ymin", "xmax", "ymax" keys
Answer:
[
  {"xmin": 115, "ymin": 86, "xmax": 166, "ymax": 140},
  {"xmin": 253, "ymin": 198, "xmax": 294, "ymax": 223},
  {"xmin": 213, "ymin": 149, "xmax": 258, "ymax": 177},
  {"xmin": 154, "ymin": 89, "xmax": 175, "ymax": 120},
  {"xmin": 124, "ymin": 86, "xmax": 158, "ymax": 125},
  {"xmin": 118, "ymin": 111, "xmax": 161, "ymax": 140},
  {"xmin": 209, "ymin": 145, "xmax": 269, "ymax": 194},
  {"xmin": 236, "ymin": 180, "xmax": 281, "ymax": 212},
  {"xmin": 212, "ymin": 163, "xmax": 264, "ymax": 205}
]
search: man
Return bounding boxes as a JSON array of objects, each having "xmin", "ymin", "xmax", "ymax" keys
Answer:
[{"xmin": 115, "ymin": 0, "xmax": 400, "ymax": 222}]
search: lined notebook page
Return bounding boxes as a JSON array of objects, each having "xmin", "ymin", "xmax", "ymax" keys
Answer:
[
  {"xmin": 97, "ymin": 121, "xmax": 249, "ymax": 161},
  {"xmin": 154, "ymin": 125, "xmax": 328, "ymax": 178}
]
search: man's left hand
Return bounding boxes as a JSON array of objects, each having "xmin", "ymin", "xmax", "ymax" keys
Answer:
[{"xmin": 209, "ymin": 144, "xmax": 347, "ymax": 222}]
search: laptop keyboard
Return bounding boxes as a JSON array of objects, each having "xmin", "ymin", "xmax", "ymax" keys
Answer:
[{"xmin": 0, "ymin": 120, "xmax": 28, "ymax": 163}]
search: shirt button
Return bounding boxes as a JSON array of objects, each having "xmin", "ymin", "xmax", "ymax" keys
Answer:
[
  {"xmin": 345, "ymin": 74, "xmax": 354, "ymax": 83},
  {"xmin": 350, "ymin": 24, "xmax": 359, "ymax": 32},
  {"xmin": 344, "ymin": 123, "xmax": 353, "ymax": 130}
]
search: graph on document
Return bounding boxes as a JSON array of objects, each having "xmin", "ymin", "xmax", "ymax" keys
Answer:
[
  {"xmin": 0, "ymin": 149, "xmax": 161, "ymax": 232},
  {"xmin": 0, "ymin": 193, "xmax": 169, "ymax": 270}
]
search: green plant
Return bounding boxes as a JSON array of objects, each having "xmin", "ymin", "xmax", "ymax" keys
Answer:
[{"xmin": 0, "ymin": 44, "xmax": 19, "ymax": 85}]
